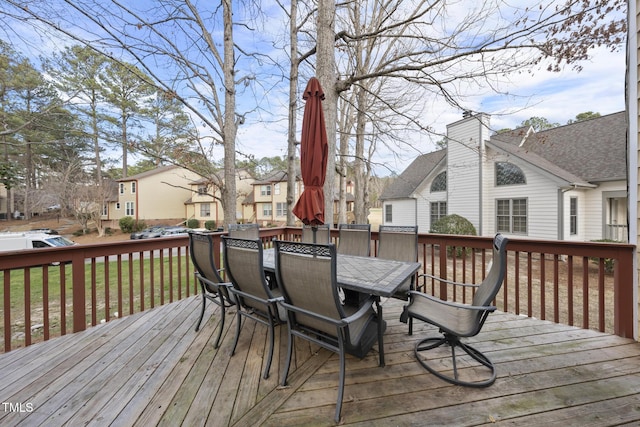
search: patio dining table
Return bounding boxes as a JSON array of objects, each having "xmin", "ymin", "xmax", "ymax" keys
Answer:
[{"xmin": 262, "ymin": 248, "xmax": 422, "ymax": 365}]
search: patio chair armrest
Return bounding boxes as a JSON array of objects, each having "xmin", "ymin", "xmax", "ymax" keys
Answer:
[
  {"xmin": 278, "ymin": 301, "xmax": 345, "ymax": 327},
  {"xmin": 227, "ymin": 287, "xmax": 272, "ymax": 306},
  {"xmin": 407, "ymin": 291, "xmax": 497, "ymax": 313},
  {"xmin": 269, "ymin": 296, "xmax": 285, "ymax": 304},
  {"xmin": 341, "ymin": 296, "xmax": 377, "ymax": 324},
  {"xmin": 418, "ymin": 273, "xmax": 479, "ymax": 288},
  {"xmin": 195, "ymin": 272, "xmax": 232, "ymax": 289}
]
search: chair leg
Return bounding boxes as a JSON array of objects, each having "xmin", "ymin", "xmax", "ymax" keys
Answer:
[
  {"xmin": 231, "ymin": 311, "xmax": 242, "ymax": 356},
  {"xmin": 281, "ymin": 323, "xmax": 294, "ymax": 386},
  {"xmin": 263, "ymin": 318, "xmax": 275, "ymax": 379},
  {"xmin": 335, "ymin": 341, "xmax": 346, "ymax": 423},
  {"xmin": 213, "ymin": 295, "xmax": 225, "ymax": 349},
  {"xmin": 194, "ymin": 285, "xmax": 207, "ymax": 332},
  {"xmin": 414, "ymin": 333, "xmax": 496, "ymax": 387}
]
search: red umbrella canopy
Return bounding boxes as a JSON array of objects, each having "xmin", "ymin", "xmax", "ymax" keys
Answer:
[{"xmin": 292, "ymin": 77, "xmax": 329, "ymax": 226}]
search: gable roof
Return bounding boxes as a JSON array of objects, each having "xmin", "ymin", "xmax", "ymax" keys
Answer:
[
  {"xmin": 384, "ymin": 112, "xmax": 626, "ymax": 200},
  {"xmin": 487, "ymin": 138, "xmax": 594, "ymax": 187},
  {"xmin": 117, "ymin": 165, "xmax": 180, "ymax": 182},
  {"xmin": 491, "ymin": 111, "xmax": 626, "ymax": 182},
  {"xmin": 380, "ymin": 149, "xmax": 446, "ymax": 200},
  {"xmin": 253, "ymin": 170, "xmax": 300, "ymax": 184}
]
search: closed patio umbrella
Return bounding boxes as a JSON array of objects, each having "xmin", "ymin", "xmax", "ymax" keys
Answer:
[{"xmin": 292, "ymin": 77, "xmax": 328, "ymax": 238}]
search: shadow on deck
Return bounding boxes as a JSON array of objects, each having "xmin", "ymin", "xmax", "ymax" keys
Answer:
[{"xmin": 1, "ymin": 297, "xmax": 639, "ymax": 426}]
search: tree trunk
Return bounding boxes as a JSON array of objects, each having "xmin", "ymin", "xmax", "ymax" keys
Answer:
[
  {"xmin": 286, "ymin": 0, "xmax": 298, "ymax": 226},
  {"xmin": 316, "ymin": 0, "xmax": 336, "ymax": 227},
  {"xmin": 221, "ymin": 0, "xmax": 237, "ymax": 227},
  {"xmin": 121, "ymin": 112, "xmax": 128, "ymax": 178},
  {"xmin": 91, "ymin": 89, "xmax": 102, "ymax": 182},
  {"xmin": 354, "ymin": 88, "xmax": 367, "ymax": 224}
]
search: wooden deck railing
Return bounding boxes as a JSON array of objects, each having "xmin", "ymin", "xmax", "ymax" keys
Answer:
[{"xmin": 0, "ymin": 228, "xmax": 635, "ymax": 352}]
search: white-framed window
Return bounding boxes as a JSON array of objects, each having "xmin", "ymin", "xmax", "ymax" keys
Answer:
[
  {"xmin": 261, "ymin": 185, "xmax": 271, "ymax": 196},
  {"xmin": 274, "ymin": 183, "xmax": 281, "ymax": 195},
  {"xmin": 276, "ymin": 202, "xmax": 286, "ymax": 217},
  {"xmin": 131, "ymin": 181, "xmax": 136, "ymax": 193},
  {"xmin": 385, "ymin": 204, "xmax": 392, "ymax": 222},
  {"xmin": 116, "ymin": 202, "xmax": 121, "ymax": 210},
  {"xmin": 102, "ymin": 204, "xmax": 108, "ymax": 216},
  {"xmin": 197, "ymin": 185, "xmax": 207, "ymax": 195},
  {"xmin": 125, "ymin": 201, "xmax": 135, "ymax": 216},
  {"xmin": 262, "ymin": 203, "xmax": 272, "ymax": 217},
  {"xmin": 497, "ymin": 198, "xmax": 527, "ymax": 234},
  {"xmin": 570, "ymin": 197, "xmax": 578, "ymax": 235},
  {"xmin": 200, "ymin": 203, "xmax": 211, "ymax": 217},
  {"xmin": 430, "ymin": 201, "xmax": 447, "ymax": 225},
  {"xmin": 119, "ymin": 183, "xmax": 125, "ymax": 194}
]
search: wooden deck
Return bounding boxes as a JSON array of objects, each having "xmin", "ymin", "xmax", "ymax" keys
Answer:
[{"xmin": 1, "ymin": 296, "xmax": 640, "ymax": 426}]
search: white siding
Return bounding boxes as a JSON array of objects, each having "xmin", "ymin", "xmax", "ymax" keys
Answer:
[
  {"xmin": 582, "ymin": 181, "xmax": 627, "ymax": 241},
  {"xmin": 484, "ymin": 151, "xmax": 561, "ymax": 240},
  {"xmin": 382, "ymin": 199, "xmax": 416, "ymax": 226},
  {"xmin": 412, "ymin": 166, "xmax": 447, "ymax": 232},
  {"xmin": 446, "ymin": 114, "xmax": 491, "ymax": 232}
]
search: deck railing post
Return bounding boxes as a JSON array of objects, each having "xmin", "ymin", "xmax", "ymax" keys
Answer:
[
  {"xmin": 72, "ymin": 252, "xmax": 87, "ymax": 333},
  {"xmin": 439, "ymin": 240, "xmax": 448, "ymax": 300},
  {"xmin": 613, "ymin": 247, "xmax": 635, "ymax": 339}
]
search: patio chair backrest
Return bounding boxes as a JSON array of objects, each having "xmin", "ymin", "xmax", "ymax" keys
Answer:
[
  {"xmin": 301, "ymin": 224, "xmax": 331, "ymax": 244},
  {"xmin": 222, "ymin": 237, "xmax": 272, "ymax": 312},
  {"xmin": 471, "ymin": 233, "xmax": 509, "ymax": 310},
  {"xmin": 274, "ymin": 241, "xmax": 345, "ymax": 338},
  {"xmin": 337, "ymin": 223, "xmax": 371, "ymax": 257},
  {"xmin": 228, "ymin": 223, "xmax": 259, "ymax": 239},
  {"xmin": 189, "ymin": 231, "xmax": 225, "ymax": 290},
  {"xmin": 377, "ymin": 225, "xmax": 418, "ymax": 262}
]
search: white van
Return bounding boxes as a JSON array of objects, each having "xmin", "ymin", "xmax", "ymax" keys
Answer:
[{"xmin": 0, "ymin": 232, "xmax": 76, "ymax": 252}]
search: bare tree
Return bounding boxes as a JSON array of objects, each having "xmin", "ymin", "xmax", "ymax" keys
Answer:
[
  {"xmin": 318, "ymin": 0, "xmax": 626, "ymax": 223},
  {"xmin": 0, "ymin": 0, "xmax": 264, "ymax": 226}
]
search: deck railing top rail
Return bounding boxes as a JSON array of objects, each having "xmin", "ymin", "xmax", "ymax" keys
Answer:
[{"xmin": 0, "ymin": 227, "xmax": 636, "ymax": 353}]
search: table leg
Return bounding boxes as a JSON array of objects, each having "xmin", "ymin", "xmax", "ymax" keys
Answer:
[{"xmin": 375, "ymin": 297, "xmax": 385, "ymax": 367}]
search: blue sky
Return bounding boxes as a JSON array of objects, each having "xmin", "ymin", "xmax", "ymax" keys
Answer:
[
  {"xmin": 2, "ymin": 1, "xmax": 627, "ymax": 177},
  {"xmin": 235, "ymin": 44, "xmax": 626, "ymax": 176}
]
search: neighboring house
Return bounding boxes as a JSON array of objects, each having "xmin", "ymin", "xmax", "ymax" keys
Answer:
[
  {"xmin": 381, "ymin": 111, "xmax": 627, "ymax": 242},
  {"xmin": 185, "ymin": 168, "xmax": 255, "ymax": 227},
  {"xmin": 245, "ymin": 170, "xmax": 303, "ymax": 226},
  {"xmin": 107, "ymin": 165, "xmax": 202, "ymax": 228}
]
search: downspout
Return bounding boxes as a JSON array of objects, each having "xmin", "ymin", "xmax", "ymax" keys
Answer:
[
  {"xmin": 135, "ymin": 179, "xmax": 139, "ymax": 222},
  {"xmin": 558, "ymin": 188, "xmax": 565, "ymax": 240},
  {"xmin": 478, "ymin": 120, "xmax": 483, "ymax": 236}
]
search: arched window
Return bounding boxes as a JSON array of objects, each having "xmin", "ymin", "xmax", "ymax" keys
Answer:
[
  {"xmin": 430, "ymin": 171, "xmax": 446, "ymax": 192},
  {"xmin": 496, "ymin": 162, "xmax": 526, "ymax": 186}
]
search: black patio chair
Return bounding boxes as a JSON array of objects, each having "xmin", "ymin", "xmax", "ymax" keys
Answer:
[
  {"xmin": 227, "ymin": 223, "xmax": 260, "ymax": 239},
  {"xmin": 301, "ymin": 224, "xmax": 331, "ymax": 244},
  {"xmin": 337, "ymin": 223, "xmax": 371, "ymax": 257},
  {"xmin": 274, "ymin": 240, "xmax": 384, "ymax": 423},
  {"xmin": 222, "ymin": 236, "xmax": 285, "ymax": 379},
  {"xmin": 400, "ymin": 233, "xmax": 508, "ymax": 387},
  {"xmin": 377, "ymin": 225, "xmax": 418, "ymax": 300},
  {"xmin": 188, "ymin": 230, "xmax": 234, "ymax": 349},
  {"xmin": 337, "ymin": 223, "xmax": 372, "ymax": 305}
]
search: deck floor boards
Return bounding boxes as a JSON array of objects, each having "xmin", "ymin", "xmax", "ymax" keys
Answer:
[{"xmin": 1, "ymin": 296, "xmax": 639, "ymax": 426}]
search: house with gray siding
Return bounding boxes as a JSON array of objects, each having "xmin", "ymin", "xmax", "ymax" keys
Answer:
[{"xmin": 380, "ymin": 111, "xmax": 627, "ymax": 242}]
